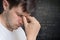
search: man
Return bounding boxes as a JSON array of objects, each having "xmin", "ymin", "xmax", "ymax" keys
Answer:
[{"xmin": 0, "ymin": 0, "xmax": 41, "ymax": 40}]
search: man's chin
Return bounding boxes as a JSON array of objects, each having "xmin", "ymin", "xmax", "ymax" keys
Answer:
[{"xmin": 13, "ymin": 26, "xmax": 20, "ymax": 30}]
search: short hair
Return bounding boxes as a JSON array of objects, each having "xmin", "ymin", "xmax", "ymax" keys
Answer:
[{"xmin": 0, "ymin": 0, "xmax": 27, "ymax": 14}]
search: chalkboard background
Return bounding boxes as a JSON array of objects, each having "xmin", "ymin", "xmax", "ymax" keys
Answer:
[{"xmin": 27, "ymin": 0, "xmax": 60, "ymax": 40}]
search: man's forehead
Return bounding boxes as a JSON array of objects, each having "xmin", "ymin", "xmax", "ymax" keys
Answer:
[{"xmin": 14, "ymin": 4, "xmax": 31, "ymax": 16}]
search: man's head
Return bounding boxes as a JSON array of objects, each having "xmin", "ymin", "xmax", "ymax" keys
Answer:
[
  {"xmin": 0, "ymin": 0, "xmax": 29, "ymax": 31},
  {"xmin": 0, "ymin": 0, "xmax": 27, "ymax": 14}
]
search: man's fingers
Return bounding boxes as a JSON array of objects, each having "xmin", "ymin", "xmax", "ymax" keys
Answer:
[
  {"xmin": 26, "ymin": 16, "xmax": 38, "ymax": 23},
  {"xmin": 23, "ymin": 16, "xmax": 28, "ymax": 27}
]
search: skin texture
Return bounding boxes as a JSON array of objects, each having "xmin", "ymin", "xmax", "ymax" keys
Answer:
[{"xmin": 0, "ymin": 0, "xmax": 41, "ymax": 40}]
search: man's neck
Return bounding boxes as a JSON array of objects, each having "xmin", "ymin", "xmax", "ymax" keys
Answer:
[{"xmin": 0, "ymin": 14, "xmax": 13, "ymax": 31}]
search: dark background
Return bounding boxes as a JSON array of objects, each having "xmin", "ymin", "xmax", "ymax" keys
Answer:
[
  {"xmin": 27, "ymin": 0, "xmax": 60, "ymax": 40},
  {"xmin": 0, "ymin": 0, "xmax": 60, "ymax": 40}
]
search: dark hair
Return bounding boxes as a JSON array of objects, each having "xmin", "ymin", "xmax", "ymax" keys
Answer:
[
  {"xmin": 0, "ymin": 0, "xmax": 27, "ymax": 14},
  {"xmin": 0, "ymin": 0, "xmax": 3, "ymax": 14}
]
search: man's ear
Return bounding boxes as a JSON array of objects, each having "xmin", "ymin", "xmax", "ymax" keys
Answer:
[{"xmin": 3, "ymin": 0, "xmax": 9, "ymax": 10}]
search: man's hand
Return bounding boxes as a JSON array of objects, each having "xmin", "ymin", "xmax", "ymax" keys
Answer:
[{"xmin": 23, "ymin": 16, "xmax": 41, "ymax": 40}]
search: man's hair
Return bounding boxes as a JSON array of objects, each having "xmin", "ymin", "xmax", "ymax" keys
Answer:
[{"xmin": 0, "ymin": 0, "xmax": 27, "ymax": 14}]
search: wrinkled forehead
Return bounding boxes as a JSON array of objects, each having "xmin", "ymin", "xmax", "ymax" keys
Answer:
[{"xmin": 14, "ymin": 5, "xmax": 30, "ymax": 16}]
